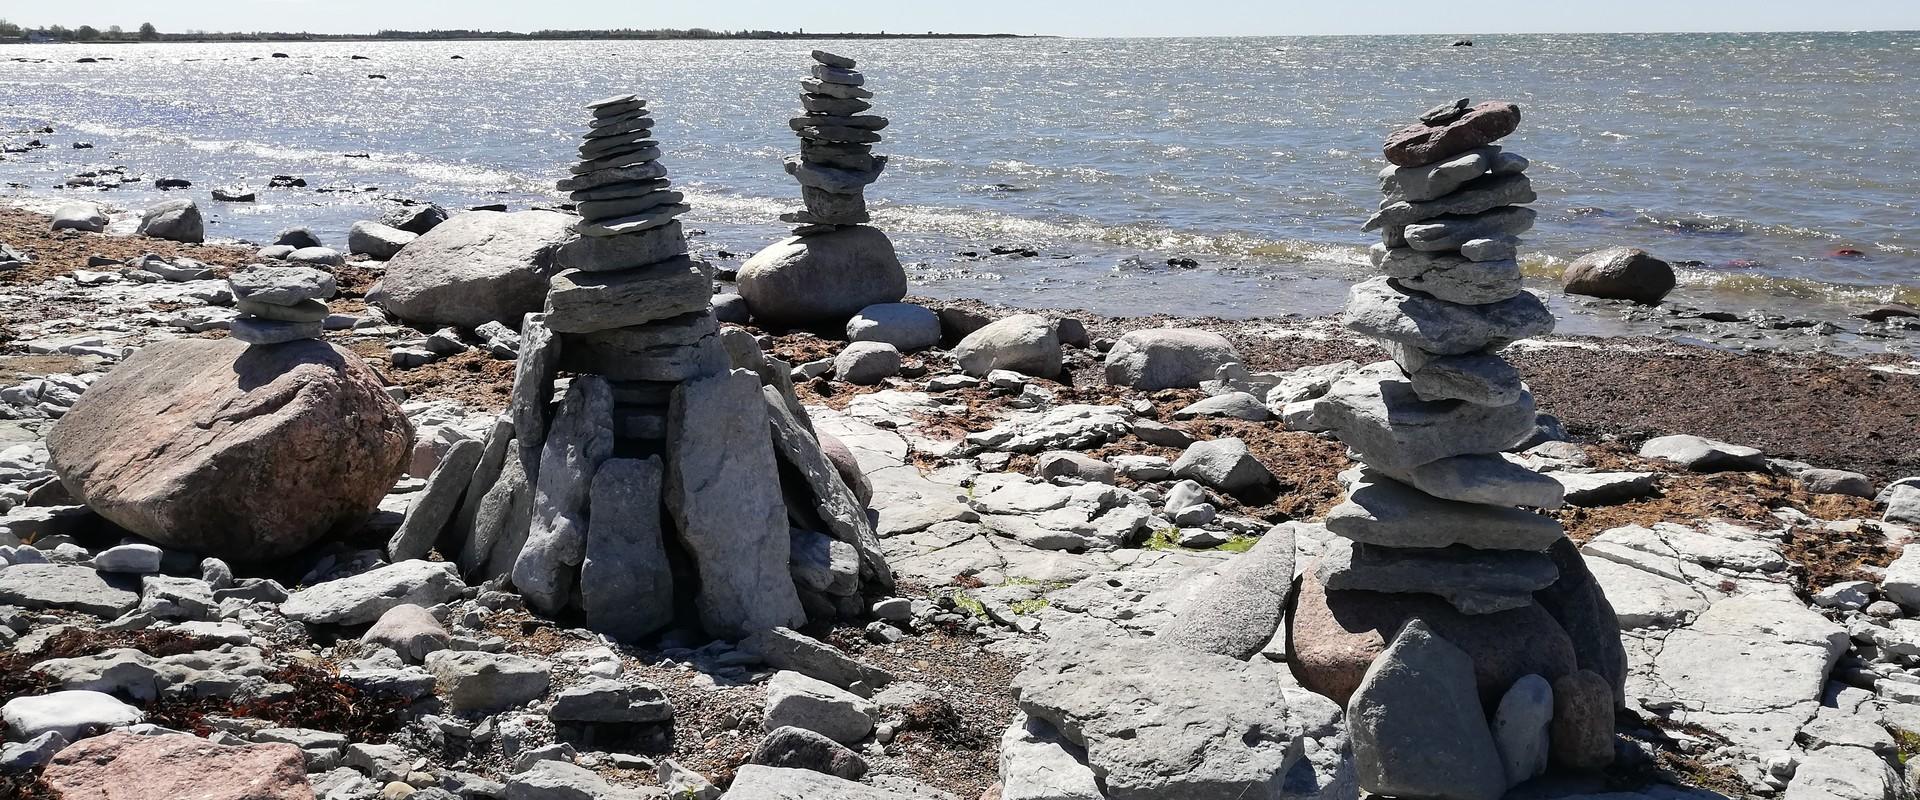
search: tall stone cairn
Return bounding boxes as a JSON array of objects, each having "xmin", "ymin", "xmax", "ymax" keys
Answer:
[
  {"xmin": 1305, "ymin": 100, "xmax": 1618, "ymax": 793},
  {"xmin": 425, "ymin": 93, "xmax": 890, "ymax": 643},
  {"xmin": 736, "ymin": 50, "xmax": 908, "ymax": 327}
]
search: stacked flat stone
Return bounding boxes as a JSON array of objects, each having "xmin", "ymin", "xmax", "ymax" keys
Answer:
[
  {"xmin": 226, "ymin": 265, "xmax": 336, "ymax": 346},
  {"xmin": 424, "ymin": 93, "xmax": 893, "ymax": 647},
  {"xmin": 546, "ymin": 92, "xmax": 728, "ymax": 452},
  {"xmin": 1316, "ymin": 98, "xmax": 1558, "ymax": 614},
  {"xmin": 782, "ymin": 50, "xmax": 888, "ymax": 233}
]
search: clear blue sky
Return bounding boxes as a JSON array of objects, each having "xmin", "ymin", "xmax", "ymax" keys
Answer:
[{"xmin": 9, "ymin": 0, "xmax": 1919, "ymax": 37}]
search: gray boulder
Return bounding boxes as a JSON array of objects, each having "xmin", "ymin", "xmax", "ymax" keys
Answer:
[
  {"xmin": 0, "ymin": 563, "xmax": 139, "ymax": 618},
  {"xmin": 1, "ymin": 691, "xmax": 143, "ymax": 743},
  {"xmin": 751, "ymin": 726, "xmax": 868, "ymax": 780},
  {"xmin": 1563, "ymin": 246, "xmax": 1675, "ymax": 305},
  {"xmin": 1492, "ymin": 674, "xmax": 1553, "ymax": 786},
  {"xmin": 384, "ymin": 203, "xmax": 449, "ymax": 235},
  {"xmin": 1103, "ymin": 329, "xmax": 1240, "ymax": 390},
  {"xmin": 1347, "ymin": 620, "xmax": 1505, "ymax": 800},
  {"xmin": 368, "ymin": 210, "xmax": 573, "ymax": 329},
  {"xmin": 50, "ymin": 204, "xmax": 108, "ymax": 233},
  {"xmin": 347, "ymin": 220, "xmax": 419, "ymax": 260},
  {"xmin": 359, "ymin": 603, "xmax": 450, "ymax": 663},
  {"xmin": 845, "ymin": 303, "xmax": 940, "ymax": 352},
  {"xmin": 1171, "ymin": 438, "xmax": 1275, "ymax": 495},
  {"xmin": 952, "ymin": 314, "xmax": 1061, "ymax": 378},
  {"xmin": 737, "ymin": 226, "xmax": 907, "ymax": 327},
  {"xmin": 135, "ymin": 199, "xmax": 204, "ymax": 243},
  {"xmin": 834, "ymin": 342, "xmax": 902, "ymax": 385}
]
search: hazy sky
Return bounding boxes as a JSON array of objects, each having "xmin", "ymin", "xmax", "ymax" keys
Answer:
[{"xmin": 9, "ymin": 0, "xmax": 1919, "ymax": 37}]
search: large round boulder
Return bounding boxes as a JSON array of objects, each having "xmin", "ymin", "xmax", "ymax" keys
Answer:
[
  {"xmin": 367, "ymin": 210, "xmax": 573, "ymax": 329},
  {"xmin": 135, "ymin": 199, "xmax": 204, "ymax": 244},
  {"xmin": 1288, "ymin": 566, "xmax": 1577, "ymax": 707},
  {"xmin": 737, "ymin": 226, "xmax": 907, "ymax": 328},
  {"xmin": 46, "ymin": 338, "xmax": 412, "ymax": 562},
  {"xmin": 1103, "ymin": 329, "xmax": 1241, "ymax": 390},
  {"xmin": 952, "ymin": 313, "xmax": 1061, "ymax": 378},
  {"xmin": 1562, "ymin": 246, "xmax": 1675, "ymax": 305}
]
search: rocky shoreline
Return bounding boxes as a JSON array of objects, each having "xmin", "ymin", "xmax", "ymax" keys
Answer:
[{"xmin": 3, "ymin": 109, "xmax": 1920, "ymax": 800}]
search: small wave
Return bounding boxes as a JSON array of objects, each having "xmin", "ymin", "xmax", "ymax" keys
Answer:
[{"xmin": 57, "ymin": 120, "xmax": 528, "ymax": 190}]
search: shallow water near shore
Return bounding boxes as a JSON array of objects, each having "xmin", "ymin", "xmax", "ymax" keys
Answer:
[{"xmin": 2, "ymin": 33, "xmax": 1917, "ymax": 349}]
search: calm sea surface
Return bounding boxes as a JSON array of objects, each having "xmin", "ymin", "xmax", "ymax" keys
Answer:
[{"xmin": 3, "ymin": 33, "xmax": 1917, "ymax": 337}]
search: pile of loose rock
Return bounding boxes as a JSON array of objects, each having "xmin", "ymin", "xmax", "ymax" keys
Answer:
[
  {"xmin": 227, "ymin": 264, "xmax": 337, "ymax": 346},
  {"xmin": 1293, "ymin": 99, "xmax": 1626, "ymax": 798},
  {"xmin": 400, "ymin": 94, "xmax": 892, "ymax": 646},
  {"xmin": 738, "ymin": 51, "xmax": 908, "ymax": 327}
]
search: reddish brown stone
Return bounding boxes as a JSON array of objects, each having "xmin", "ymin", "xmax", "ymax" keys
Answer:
[
  {"xmin": 42, "ymin": 731, "xmax": 314, "ymax": 800},
  {"xmin": 1288, "ymin": 564, "xmax": 1576, "ymax": 706},
  {"xmin": 1383, "ymin": 101, "xmax": 1522, "ymax": 168},
  {"xmin": 47, "ymin": 338, "xmax": 412, "ymax": 563},
  {"xmin": 1551, "ymin": 670, "xmax": 1617, "ymax": 770}
]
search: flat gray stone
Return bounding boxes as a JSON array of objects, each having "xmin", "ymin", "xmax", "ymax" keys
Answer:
[
  {"xmin": 1343, "ymin": 278, "xmax": 1554, "ymax": 356},
  {"xmin": 0, "ymin": 563, "xmax": 139, "ymax": 617},
  {"xmin": 999, "ymin": 714, "xmax": 1102, "ymax": 800},
  {"xmin": 542, "ymin": 258, "xmax": 712, "ymax": 334},
  {"xmin": 1379, "ymin": 147, "xmax": 1494, "ymax": 202},
  {"xmin": 723, "ymin": 765, "xmax": 907, "ymax": 800},
  {"xmin": 1492, "ymin": 674, "xmax": 1553, "ymax": 786},
  {"xmin": 1313, "ymin": 362, "xmax": 1538, "ymax": 472},
  {"xmin": 549, "ymin": 679, "xmax": 672, "ymax": 724},
  {"xmin": 763, "ymin": 670, "xmax": 875, "ymax": 744},
  {"xmin": 1014, "ymin": 631, "xmax": 1303, "ymax": 800},
  {"xmin": 1406, "ymin": 352, "xmax": 1525, "ymax": 406},
  {"xmin": 1366, "ymin": 173, "xmax": 1536, "ymax": 231},
  {"xmin": 1553, "ymin": 471, "xmax": 1660, "ymax": 506},
  {"xmin": 281, "ymin": 559, "xmax": 463, "ymax": 626},
  {"xmin": 424, "ymin": 650, "xmax": 551, "ymax": 713},
  {"xmin": 763, "ymin": 388, "xmax": 892, "ymax": 590},
  {"xmin": 2, "ymin": 690, "xmax": 143, "ymax": 742},
  {"xmin": 743, "ymin": 627, "xmax": 893, "ymax": 694},
  {"xmin": 1403, "ymin": 206, "xmax": 1538, "ymax": 252},
  {"xmin": 1326, "ymin": 468, "xmax": 1565, "ymax": 551},
  {"xmin": 1637, "ymin": 434, "xmax": 1766, "ymax": 472},
  {"xmin": 1371, "ymin": 453, "xmax": 1565, "ymax": 509},
  {"xmin": 1317, "ymin": 539, "xmax": 1560, "ymax": 615}
]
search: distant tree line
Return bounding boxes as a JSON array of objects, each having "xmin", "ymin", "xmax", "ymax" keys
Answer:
[
  {"xmin": 0, "ymin": 20, "xmax": 161, "ymax": 41},
  {"xmin": 0, "ymin": 21, "xmax": 1021, "ymax": 43}
]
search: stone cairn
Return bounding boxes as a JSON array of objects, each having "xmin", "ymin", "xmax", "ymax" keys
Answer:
[
  {"xmin": 226, "ymin": 265, "xmax": 336, "ymax": 346},
  {"xmin": 782, "ymin": 50, "xmax": 888, "ymax": 233},
  {"xmin": 392, "ymin": 93, "xmax": 892, "ymax": 642},
  {"xmin": 737, "ymin": 51, "xmax": 908, "ymax": 327},
  {"xmin": 1295, "ymin": 100, "xmax": 1626, "ymax": 797}
]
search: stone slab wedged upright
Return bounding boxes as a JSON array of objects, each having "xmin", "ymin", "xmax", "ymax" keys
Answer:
[
  {"xmin": 387, "ymin": 437, "xmax": 484, "ymax": 561},
  {"xmin": 580, "ymin": 457, "xmax": 674, "ymax": 641},
  {"xmin": 513, "ymin": 375, "xmax": 615, "ymax": 615},
  {"xmin": 763, "ymin": 386, "xmax": 893, "ymax": 591},
  {"xmin": 665, "ymin": 369, "xmax": 807, "ymax": 639},
  {"xmin": 1347, "ymin": 620, "xmax": 1506, "ymax": 800}
]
